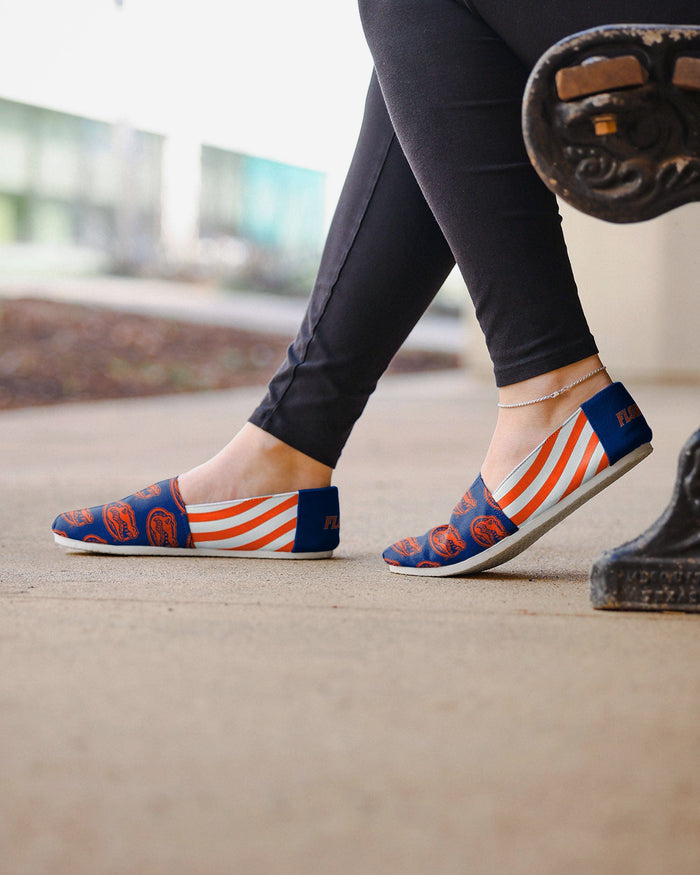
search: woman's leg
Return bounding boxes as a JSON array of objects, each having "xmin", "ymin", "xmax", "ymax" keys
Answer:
[
  {"xmin": 358, "ymin": 0, "xmax": 699, "ymax": 497},
  {"xmin": 180, "ymin": 73, "xmax": 455, "ymax": 504},
  {"xmin": 359, "ymin": 0, "xmax": 599, "ymax": 390},
  {"xmin": 358, "ymin": 0, "xmax": 610, "ymax": 493}
]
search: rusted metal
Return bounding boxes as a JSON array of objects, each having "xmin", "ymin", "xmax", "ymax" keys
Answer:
[
  {"xmin": 673, "ymin": 56, "xmax": 700, "ymax": 91},
  {"xmin": 555, "ymin": 55, "xmax": 646, "ymax": 101},
  {"xmin": 590, "ymin": 430, "xmax": 700, "ymax": 612},
  {"xmin": 523, "ymin": 24, "xmax": 700, "ymax": 223},
  {"xmin": 592, "ymin": 113, "xmax": 618, "ymax": 135}
]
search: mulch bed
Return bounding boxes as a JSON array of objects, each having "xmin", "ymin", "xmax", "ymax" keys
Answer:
[{"xmin": 0, "ymin": 297, "xmax": 459, "ymax": 410}]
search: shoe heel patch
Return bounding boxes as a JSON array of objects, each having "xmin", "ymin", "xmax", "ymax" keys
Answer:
[
  {"xmin": 581, "ymin": 382, "xmax": 652, "ymax": 465},
  {"xmin": 294, "ymin": 487, "xmax": 340, "ymax": 553}
]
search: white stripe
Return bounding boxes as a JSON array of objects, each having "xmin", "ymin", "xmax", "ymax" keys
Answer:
[
  {"xmin": 187, "ymin": 494, "xmax": 296, "ymax": 535},
  {"xmin": 185, "ymin": 490, "xmax": 297, "ymax": 514},
  {"xmin": 196, "ymin": 529, "xmax": 296, "ymax": 552},
  {"xmin": 584, "ymin": 440, "xmax": 607, "ymax": 481},
  {"xmin": 526, "ymin": 422, "xmax": 597, "ymax": 519},
  {"xmin": 496, "ymin": 414, "xmax": 582, "ymax": 517},
  {"xmin": 494, "ymin": 412, "xmax": 577, "ymax": 503},
  {"xmin": 192, "ymin": 506, "xmax": 297, "ymax": 550}
]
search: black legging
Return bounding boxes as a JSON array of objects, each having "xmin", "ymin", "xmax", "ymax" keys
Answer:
[{"xmin": 250, "ymin": 0, "xmax": 699, "ymax": 469}]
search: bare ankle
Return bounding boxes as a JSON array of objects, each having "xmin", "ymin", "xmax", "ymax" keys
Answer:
[
  {"xmin": 178, "ymin": 423, "xmax": 332, "ymax": 505},
  {"xmin": 481, "ymin": 357, "xmax": 612, "ymax": 493},
  {"xmin": 496, "ymin": 356, "xmax": 611, "ymax": 418}
]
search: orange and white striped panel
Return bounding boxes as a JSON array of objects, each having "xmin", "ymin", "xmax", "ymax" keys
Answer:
[
  {"xmin": 186, "ymin": 492, "xmax": 299, "ymax": 553},
  {"xmin": 493, "ymin": 410, "xmax": 609, "ymax": 527}
]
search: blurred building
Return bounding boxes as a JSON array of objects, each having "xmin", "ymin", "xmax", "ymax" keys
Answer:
[{"xmin": 0, "ymin": 96, "xmax": 326, "ymax": 288}]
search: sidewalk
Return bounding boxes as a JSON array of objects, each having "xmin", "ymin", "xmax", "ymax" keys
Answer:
[{"xmin": 1, "ymin": 372, "xmax": 698, "ymax": 874}]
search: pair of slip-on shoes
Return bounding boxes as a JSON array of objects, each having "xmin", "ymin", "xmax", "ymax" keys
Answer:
[{"xmin": 53, "ymin": 382, "xmax": 652, "ymax": 575}]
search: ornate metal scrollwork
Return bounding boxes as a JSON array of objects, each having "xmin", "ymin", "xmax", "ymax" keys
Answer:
[{"xmin": 523, "ymin": 25, "xmax": 700, "ymax": 222}]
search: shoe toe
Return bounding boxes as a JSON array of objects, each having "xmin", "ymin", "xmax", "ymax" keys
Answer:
[
  {"xmin": 52, "ymin": 478, "xmax": 192, "ymax": 549},
  {"xmin": 52, "ymin": 506, "xmax": 100, "ymax": 541}
]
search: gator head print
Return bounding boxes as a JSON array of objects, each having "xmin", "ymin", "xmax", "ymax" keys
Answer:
[
  {"xmin": 147, "ymin": 508, "xmax": 179, "ymax": 547},
  {"xmin": 483, "ymin": 484, "xmax": 503, "ymax": 512},
  {"xmin": 429, "ymin": 524, "xmax": 467, "ymax": 559},
  {"xmin": 134, "ymin": 484, "xmax": 162, "ymax": 501},
  {"xmin": 392, "ymin": 536, "xmax": 422, "ymax": 558},
  {"xmin": 470, "ymin": 515, "xmax": 508, "ymax": 548},
  {"xmin": 103, "ymin": 501, "xmax": 139, "ymax": 542},
  {"xmin": 453, "ymin": 490, "xmax": 477, "ymax": 516},
  {"xmin": 61, "ymin": 508, "xmax": 94, "ymax": 527},
  {"xmin": 169, "ymin": 478, "xmax": 187, "ymax": 514}
]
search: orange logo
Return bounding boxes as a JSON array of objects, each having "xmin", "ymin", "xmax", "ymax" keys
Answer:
[
  {"xmin": 147, "ymin": 508, "xmax": 178, "ymax": 547},
  {"xmin": 483, "ymin": 485, "xmax": 502, "ymax": 511},
  {"xmin": 417, "ymin": 561, "xmax": 441, "ymax": 568},
  {"xmin": 63, "ymin": 509, "xmax": 94, "ymax": 527},
  {"xmin": 170, "ymin": 478, "xmax": 186, "ymax": 514},
  {"xmin": 135, "ymin": 484, "xmax": 162, "ymax": 500},
  {"xmin": 103, "ymin": 502, "xmax": 139, "ymax": 541},
  {"xmin": 616, "ymin": 404, "xmax": 641, "ymax": 427},
  {"xmin": 324, "ymin": 515, "xmax": 340, "ymax": 530},
  {"xmin": 453, "ymin": 490, "xmax": 477, "ymax": 516},
  {"xmin": 470, "ymin": 516, "xmax": 508, "ymax": 547},
  {"xmin": 429, "ymin": 525, "xmax": 467, "ymax": 559},
  {"xmin": 84, "ymin": 535, "xmax": 108, "ymax": 543},
  {"xmin": 393, "ymin": 537, "xmax": 422, "ymax": 557}
]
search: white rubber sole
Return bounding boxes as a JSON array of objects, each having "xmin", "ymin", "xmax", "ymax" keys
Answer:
[
  {"xmin": 53, "ymin": 534, "xmax": 333, "ymax": 560},
  {"xmin": 388, "ymin": 442, "xmax": 653, "ymax": 578}
]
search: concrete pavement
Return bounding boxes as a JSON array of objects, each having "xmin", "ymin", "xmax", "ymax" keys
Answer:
[{"xmin": 1, "ymin": 372, "xmax": 699, "ymax": 874}]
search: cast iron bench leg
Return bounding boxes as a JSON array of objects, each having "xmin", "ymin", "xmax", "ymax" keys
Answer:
[{"xmin": 522, "ymin": 24, "xmax": 700, "ymax": 612}]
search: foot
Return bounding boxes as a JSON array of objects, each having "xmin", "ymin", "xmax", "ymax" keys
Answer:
[
  {"xmin": 384, "ymin": 364, "xmax": 653, "ymax": 576},
  {"xmin": 480, "ymin": 356, "xmax": 612, "ymax": 495},
  {"xmin": 52, "ymin": 424, "xmax": 339, "ymax": 559},
  {"xmin": 177, "ymin": 422, "xmax": 333, "ymax": 505}
]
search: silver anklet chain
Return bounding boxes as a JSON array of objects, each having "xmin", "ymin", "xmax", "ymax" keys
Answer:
[{"xmin": 497, "ymin": 366, "xmax": 607, "ymax": 409}]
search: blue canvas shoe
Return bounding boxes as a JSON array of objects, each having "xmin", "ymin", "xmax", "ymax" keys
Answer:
[
  {"xmin": 383, "ymin": 382, "xmax": 652, "ymax": 577},
  {"xmin": 53, "ymin": 478, "xmax": 340, "ymax": 559}
]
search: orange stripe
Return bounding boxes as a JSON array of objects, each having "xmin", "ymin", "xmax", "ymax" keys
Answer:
[
  {"xmin": 276, "ymin": 540, "xmax": 295, "ymax": 553},
  {"xmin": 191, "ymin": 494, "xmax": 298, "ymax": 542},
  {"xmin": 232, "ymin": 516, "xmax": 297, "ymax": 551},
  {"xmin": 510, "ymin": 412, "xmax": 587, "ymax": 526},
  {"xmin": 187, "ymin": 495, "xmax": 268, "ymax": 523},
  {"xmin": 497, "ymin": 428, "xmax": 561, "ymax": 508},
  {"xmin": 559, "ymin": 432, "xmax": 599, "ymax": 500}
]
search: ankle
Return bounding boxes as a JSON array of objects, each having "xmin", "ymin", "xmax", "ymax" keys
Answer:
[
  {"xmin": 178, "ymin": 424, "xmax": 332, "ymax": 505},
  {"xmin": 481, "ymin": 358, "xmax": 612, "ymax": 493},
  {"xmin": 241, "ymin": 425, "xmax": 333, "ymax": 493},
  {"xmin": 496, "ymin": 357, "xmax": 611, "ymax": 418}
]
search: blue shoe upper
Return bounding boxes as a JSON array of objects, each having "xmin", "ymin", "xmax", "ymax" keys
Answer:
[
  {"xmin": 383, "ymin": 475, "xmax": 517, "ymax": 568},
  {"xmin": 52, "ymin": 477, "xmax": 193, "ymax": 549},
  {"xmin": 295, "ymin": 487, "xmax": 340, "ymax": 553}
]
